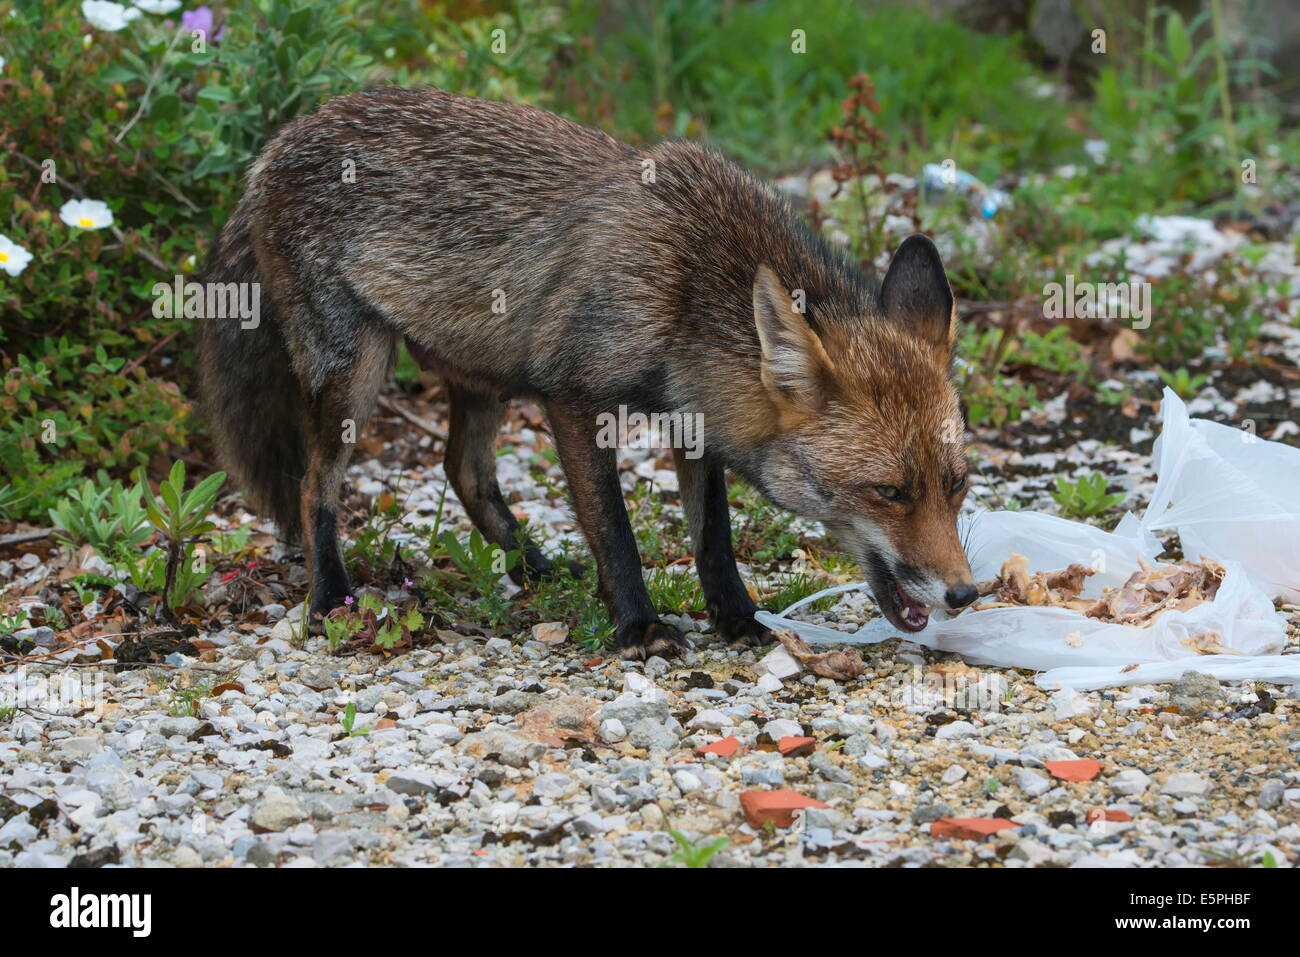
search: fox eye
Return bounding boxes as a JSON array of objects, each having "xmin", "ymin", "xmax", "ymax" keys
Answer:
[
  {"xmin": 949, "ymin": 476, "xmax": 967, "ymax": 496},
  {"xmin": 874, "ymin": 485, "xmax": 905, "ymax": 503}
]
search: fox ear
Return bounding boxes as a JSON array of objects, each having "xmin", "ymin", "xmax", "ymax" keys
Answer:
[
  {"xmin": 753, "ymin": 264, "xmax": 834, "ymax": 412},
  {"xmin": 879, "ymin": 234, "xmax": 957, "ymax": 351}
]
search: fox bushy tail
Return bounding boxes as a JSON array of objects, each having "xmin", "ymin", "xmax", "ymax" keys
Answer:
[{"xmin": 196, "ymin": 206, "xmax": 308, "ymax": 545}]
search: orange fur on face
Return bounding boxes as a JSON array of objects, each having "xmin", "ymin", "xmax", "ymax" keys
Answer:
[{"xmin": 780, "ymin": 317, "xmax": 970, "ymax": 583}]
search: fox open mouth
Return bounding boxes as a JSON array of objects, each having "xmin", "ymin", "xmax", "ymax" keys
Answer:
[{"xmin": 872, "ymin": 569, "xmax": 933, "ymax": 633}]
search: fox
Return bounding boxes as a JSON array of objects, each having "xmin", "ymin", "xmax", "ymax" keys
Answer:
[{"xmin": 197, "ymin": 86, "xmax": 977, "ymax": 661}]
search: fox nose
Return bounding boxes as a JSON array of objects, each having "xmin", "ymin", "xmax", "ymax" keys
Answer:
[{"xmin": 945, "ymin": 584, "xmax": 978, "ymax": 609}]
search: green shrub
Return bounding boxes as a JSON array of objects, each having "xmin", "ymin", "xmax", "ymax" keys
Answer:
[
  {"xmin": 47, "ymin": 472, "xmax": 151, "ymax": 555},
  {"xmin": 0, "ymin": 0, "xmax": 385, "ymax": 519},
  {"xmin": 578, "ymin": 0, "xmax": 1076, "ymax": 174},
  {"xmin": 1051, "ymin": 473, "xmax": 1125, "ymax": 520}
]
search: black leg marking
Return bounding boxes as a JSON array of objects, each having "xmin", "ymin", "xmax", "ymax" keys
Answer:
[{"xmin": 674, "ymin": 449, "xmax": 772, "ymax": 647}]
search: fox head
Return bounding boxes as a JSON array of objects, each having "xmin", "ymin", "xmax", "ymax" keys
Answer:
[{"xmin": 748, "ymin": 234, "xmax": 974, "ymax": 633}]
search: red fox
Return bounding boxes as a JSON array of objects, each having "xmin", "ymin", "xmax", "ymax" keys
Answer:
[{"xmin": 197, "ymin": 87, "xmax": 976, "ymax": 660}]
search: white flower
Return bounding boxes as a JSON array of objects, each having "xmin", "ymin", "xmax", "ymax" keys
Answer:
[
  {"xmin": 0, "ymin": 235, "xmax": 33, "ymax": 277},
  {"xmin": 0, "ymin": 55, "xmax": 6, "ymax": 71},
  {"xmin": 133, "ymin": 0, "xmax": 180, "ymax": 12},
  {"xmin": 81, "ymin": 0, "xmax": 142, "ymax": 31},
  {"xmin": 59, "ymin": 198, "xmax": 115, "ymax": 231}
]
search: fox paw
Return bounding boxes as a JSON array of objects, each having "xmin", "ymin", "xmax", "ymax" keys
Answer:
[
  {"xmin": 714, "ymin": 613, "xmax": 773, "ymax": 648},
  {"xmin": 307, "ymin": 582, "xmax": 352, "ymax": 635},
  {"xmin": 616, "ymin": 620, "xmax": 691, "ymax": 661}
]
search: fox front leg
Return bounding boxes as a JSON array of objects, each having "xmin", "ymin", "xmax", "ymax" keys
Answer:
[
  {"xmin": 547, "ymin": 404, "xmax": 690, "ymax": 660},
  {"xmin": 673, "ymin": 448, "xmax": 772, "ymax": 647}
]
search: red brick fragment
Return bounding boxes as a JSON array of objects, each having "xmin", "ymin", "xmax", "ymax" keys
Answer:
[
  {"xmin": 1045, "ymin": 759, "xmax": 1102, "ymax": 782},
  {"xmin": 697, "ymin": 736, "xmax": 743, "ymax": 757},
  {"xmin": 739, "ymin": 789, "xmax": 828, "ymax": 828},
  {"xmin": 930, "ymin": 817, "xmax": 1022, "ymax": 840},
  {"xmin": 1086, "ymin": 808, "xmax": 1133, "ymax": 824},
  {"xmin": 778, "ymin": 736, "xmax": 816, "ymax": 757}
]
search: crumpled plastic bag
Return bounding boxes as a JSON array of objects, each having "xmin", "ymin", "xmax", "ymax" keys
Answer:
[
  {"xmin": 757, "ymin": 389, "xmax": 1299, "ymax": 691},
  {"xmin": 1142, "ymin": 388, "xmax": 1300, "ymax": 603}
]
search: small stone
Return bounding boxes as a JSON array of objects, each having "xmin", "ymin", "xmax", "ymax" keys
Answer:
[
  {"xmin": 742, "ymin": 767, "xmax": 784, "ymax": 788},
  {"xmin": 531, "ymin": 621, "xmax": 569, "ymax": 645},
  {"xmin": 672, "ymin": 770, "xmax": 703, "ymax": 794},
  {"xmin": 12, "ymin": 626, "xmax": 55, "ymax": 648},
  {"xmin": 623, "ymin": 672, "xmax": 653, "ymax": 694},
  {"xmin": 810, "ymin": 752, "xmax": 850, "ymax": 784},
  {"xmin": 626, "ymin": 719, "xmax": 678, "ymax": 752},
  {"xmin": 458, "ymin": 729, "xmax": 546, "ymax": 768},
  {"xmin": 1161, "ymin": 772, "xmax": 1208, "ymax": 797},
  {"xmin": 1016, "ymin": 768, "xmax": 1051, "ymax": 798},
  {"xmin": 534, "ymin": 773, "xmax": 575, "ymax": 799},
  {"xmin": 598, "ymin": 693, "xmax": 670, "ymax": 728},
  {"xmin": 388, "ymin": 771, "xmax": 439, "ymax": 796},
  {"xmin": 599, "ymin": 718, "xmax": 627, "ymax": 743},
  {"xmin": 686, "ymin": 709, "xmax": 732, "ymax": 732},
  {"xmin": 935, "ymin": 720, "xmax": 978, "ymax": 740},
  {"xmin": 253, "ymin": 791, "xmax": 305, "ymax": 832},
  {"xmin": 941, "ymin": 765, "xmax": 968, "ymax": 786},
  {"xmin": 803, "ymin": 806, "xmax": 849, "ymax": 830},
  {"xmin": 1010, "ymin": 839, "xmax": 1054, "ymax": 866},
  {"xmin": 911, "ymin": 803, "xmax": 954, "ymax": 825},
  {"xmin": 762, "ymin": 718, "xmax": 802, "ymax": 739},
  {"xmin": 1110, "ymin": 769, "xmax": 1151, "ymax": 797},
  {"xmin": 1168, "ymin": 671, "xmax": 1220, "ymax": 719},
  {"xmin": 158, "ymin": 716, "xmax": 201, "ymax": 739},
  {"xmin": 1258, "ymin": 780, "xmax": 1284, "ymax": 810},
  {"xmin": 489, "ymin": 690, "xmax": 535, "ymax": 715}
]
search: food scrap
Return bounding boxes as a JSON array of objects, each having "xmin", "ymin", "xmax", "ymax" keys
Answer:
[
  {"xmin": 973, "ymin": 553, "xmax": 1096, "ymax": 610},
  {"xmin": 972, "ymin": 553, "xmax": 1227, "ymax": 627},
  {"xmin": 775, "ymin": 630, "xmax": 863, "ymax": 681}
]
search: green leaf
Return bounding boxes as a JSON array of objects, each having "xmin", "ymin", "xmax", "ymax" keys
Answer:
[
  {"xmin": 1165, "ymin": 12, "xmax": 1191, "ymax": 66},
  {"xmin": 144, "ymin": 501, "xmax": 168, "ymax": 531},
  {"xmin": 182, "ymin": 471, "xmax": 225, "ymax": 516},
  {"xmin": 150, "ymin": 92, "xmax": 181, "ymax": 123},
  {"xmin": 101, "ymin": 65, "xmax": 139, "ymax": 85},
  {"xmin": 160, "ymin": 479, "xmax": 181, "ymax": 519},
  {"xmin": 197, "ymin": 85, "xmax": 235, "ymax": 104}
]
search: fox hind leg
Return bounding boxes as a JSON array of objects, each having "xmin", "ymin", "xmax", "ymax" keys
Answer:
[
  {"xmin": 674, "ymin": 449, "xmax": 772, "ymax": 647},
  {"xmin": 443, "ymin": 382, "xmax": 583, "ymax": 586},
  {"xmin": 299, "ymin": 329, "xmax": 395, "ymax": 623}
]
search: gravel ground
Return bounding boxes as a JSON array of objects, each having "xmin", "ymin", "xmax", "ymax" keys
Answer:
[{"xmin": 1, "ymin": 609, "xmax": 1297, "ymax": 868}]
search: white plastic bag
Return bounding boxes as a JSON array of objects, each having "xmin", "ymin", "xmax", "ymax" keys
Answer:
[
  {"xmin": 1143, "ymin": 388, "xmax": 1300, "ymax": 603},
  {"xmin": 757, "ymin": 388, "xmax": 1299, "ymax": 690}
]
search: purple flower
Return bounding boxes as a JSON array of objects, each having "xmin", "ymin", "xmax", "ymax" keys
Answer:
[
  {"xmin": 181, "ymin": 5, "xmax": 222, "ymax": 41},
  {"xmin": 343, "ymin": 595, "xmax": 354, "ymax": 606},
  {"xmin": 402, "ymin": 578, "xmax": 413, "ymax": 589},
  {"xmin": 181, "ymin": 5, "xmax": 210, "ymax": 33}
]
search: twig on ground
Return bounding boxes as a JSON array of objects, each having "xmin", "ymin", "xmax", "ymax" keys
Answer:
[
  {"xmin": 377, "ymin": 395, "xmax": 449, "ymax": 441},
  {"xmin": 0, "ymin": 529, "xmax": 52, "ymax": 548}
]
